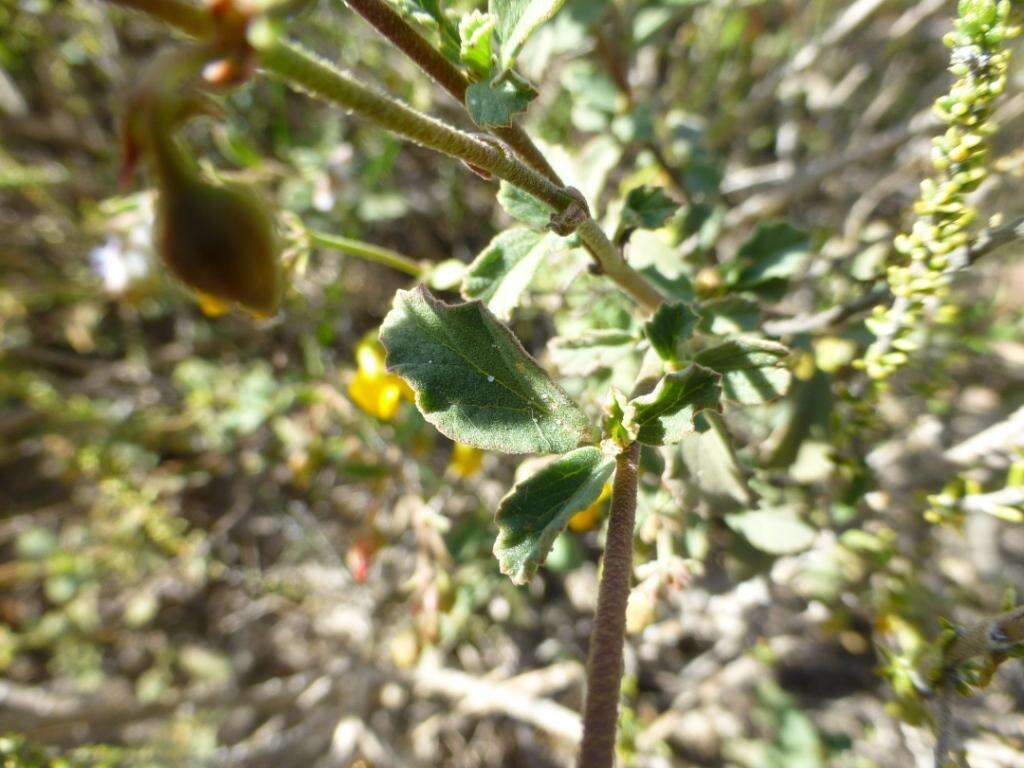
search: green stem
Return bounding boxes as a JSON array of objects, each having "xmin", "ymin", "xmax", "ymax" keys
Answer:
[
  {"xmin": 577, "ymin": 219, "xmax": 663, "ymax": 312},
  {"xmin": 105, "ymin": 0, "xmax": 666, "ymax": 312},
  {"xmin": 577, "ymin": 441, "xmax": 640, "ymax": 768},
  {"xmin": 308, "ymin": 230, "xmax": 423, "ymax": 276}
]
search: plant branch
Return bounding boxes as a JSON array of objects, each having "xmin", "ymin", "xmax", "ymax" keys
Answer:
[
  {"xmin": 105, "ymin": 0, "xmax": 665, "ymax": 311},
  {"xmin": 763, "ymin": 215, "xmax": 1024, "ymax": 337},
  {"xmin": 307, "ymin": 229, "xmax": 423, "ymax": 276},
  {"xmin": 336, "ymin": 0, "xmax": 563, "ymax": 184},
  {"xmin": 577, "ymin": 441, "xmax": 640, "ymax": 768}
]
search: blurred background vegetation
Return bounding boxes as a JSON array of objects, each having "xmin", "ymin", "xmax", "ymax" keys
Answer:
[{"xmin": 2, "ymin": 0, "xmax": 1024, "ymax": 766}]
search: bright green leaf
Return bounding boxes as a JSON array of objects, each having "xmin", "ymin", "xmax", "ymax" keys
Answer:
[
  {"xmin": 494, "ymin": 446, "xmax": 614, "ymax": 583},
  {"xmin": 627, "ymin": 364, "xmax": 722, "ymax": 445},
  {"xmin": 548, "ymin": 329, "xmax": 638, "ymax": 376},
  {"xmin": 466, "ymin": 77, "xmax": 536, "ymax": 128},
  {"xmin": 695, "ymin": 337, "xmax": 791, "ymax": 405},
  {"xmin": 644, "ymin": 301, "xmax": 699, "ymax": 363},
  {"xmin": 490, "ymin": 0, "xmax": 568, "ymax": 70},
  {"xmin": 459, "ymin": 10, "xmax": 496, "ymax": 79},
  {"xmin": 726, "ymin": 506, "xmax": 816, "ymax": 555},
  {"xmin": 380, "ymin": 286, "xmax": 595, "ymax": 453},
  {"xmin": 603, "ymin": 387, "xmax": 636, "ymax": 446},
  {"xmin": 462, "ymin": 228, "xmax": 564, "ymax": 320}
]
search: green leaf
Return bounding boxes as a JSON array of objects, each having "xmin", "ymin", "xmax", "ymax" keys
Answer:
[
  {"xmin": 466, "ymin": 77, "xmax": 536, "ymax": 128},
  {"xmin": 678, "ymin": 412, "xmax": 751, "ymax": 509},
  {"xmin": 494, "ymin": 446, "xmax": 614, "ymax": 583},
  {"xmin": 490, "ymin": 0, "xmax": 568, "ymax": 70},
  {"xmin": 627, "ymin": 364, "xmax": 722, "ymax": 445},
  {"xmin": 462, "ymin": 228, "xmax": 563, "ymax": 320},
  {"xmin": 696, "ymin": 296, "xmax": 760, "ymax": 335},
  {"xmin": 644, "ymin": 301, "xmax": 699, "ymax": 363},
  {"xmin": 627, "ymin": 229, "xmax": 694, "ymax": 302},
  {"xmin": 459, "ymin": 10, "xmax": 496, "ymax": 79},
  {"xmin": 603, "ymin": 388, "xmax": 636, "ymax": 446},
  {"xmin": 727, "ymin": 221, "xmax": 810, "ymax": 294},
  {"xmin": 497, "ymin": 179, "xmax": 553, "ymax": 229},
  {"xmin": 617, "ymin": 186, "xmax": 679, "ymax": 239},
  {"xmin": 380, "ymin": 287, "xmax": 595, "ymax": 453},
  {"xmin": 548, "ymin": 329, "xmax": 637, "ymax": 376},
  {"xmin": 694, "ymin": 337, "xmax": 791, "ymax": 405},
  {"xmin": 725, "ymin": 506, "xmax": 816, "ymax": 555}
]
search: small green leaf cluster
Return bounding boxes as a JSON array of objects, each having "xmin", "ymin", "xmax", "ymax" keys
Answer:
[
  {"xmin": 402, "ymin": 0, "xmax": 563, "ymax": 127},
  {"xmin": 863, "ymin": 0, "xmax": 1019, "ymax": 381}
]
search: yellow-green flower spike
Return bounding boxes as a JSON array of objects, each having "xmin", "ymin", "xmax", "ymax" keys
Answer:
[{"xmin": 863, "ymin": 0, "xmax": 1019, "ymax": 381}]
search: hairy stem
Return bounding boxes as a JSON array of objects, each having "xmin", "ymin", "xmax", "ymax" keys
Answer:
[
  {"xmin": 307, "ymin": 230, "xmax": 423, "ymax": 276},
  {"xmin": 105, "ymin": 0, "xmax": 665, "ymax": 311},
  {"xmin": 577, "ymin": 219, "xmax": 663, "ymax": 312},
  {"xmin": 578, "ymin": 442, "xmax": 640, "ymax": 768},
  {"xmin": 337, "ymin": 0, "xmax": 562, "ymax": 184}
]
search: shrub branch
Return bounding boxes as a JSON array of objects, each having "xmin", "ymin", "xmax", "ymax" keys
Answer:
[
  {"xmin": 105, "ymin": 0, "xmax": 664, "ymax": 311},
  {"xmin": 577, "ymin": 441, "xmax": 640, "ymax": 768},
  {"xmin": 336, "ymin": 0, "xmax": 563, "ymax": 184}
]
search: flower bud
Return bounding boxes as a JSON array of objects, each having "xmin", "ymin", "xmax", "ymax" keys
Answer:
[
  {"xmin": 123, "ymin": 46, "xmax": 282, "ymax": 317},
  {"xmin": 156, "ymin": 172, "xmax": 282, "ymax": 317}
]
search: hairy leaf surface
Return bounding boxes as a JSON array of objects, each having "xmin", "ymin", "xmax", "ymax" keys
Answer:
[{"xmin": 380, "ymin": 287, "xmax": 594, "ymax": 453}]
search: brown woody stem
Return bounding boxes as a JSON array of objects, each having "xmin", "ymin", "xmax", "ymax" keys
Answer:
[
  {"xmin": 338, "ymin": 0, "xmax": 562, "ymax": 184},
  {"xmin": 577, "ymin": 442, "xmax": 640, "ymax": 768}
]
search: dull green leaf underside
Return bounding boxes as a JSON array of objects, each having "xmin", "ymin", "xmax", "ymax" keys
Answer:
[
  {"xmin": 466, "ymin": 78, "xmax": 536, "ymax": 128},
  {"xmin": 547, "ymin": 329, "xmax": 638, "ymax": 376},
  {"xmin": 494, "ymin": 446, "xmax": 614, "ymax": 584},
  {"xmin": 490, "ymin": 0, "xmax": 567, "ymax": 70},
  {"xmin": 694, "ymin": 337, "xmax": 792, "ymax": 405},
  {"xmin": 462, "ymin": 227, "xmax": 563, "ymax": 320},
  {"xmin": 497, "ymin": 180, "xmax": 553, "ymax": 229},
  {"xmin": 726, "ymin": 506, "xmax": 816, "ymax": 555},
  {"xmin": 627, "ymin": 364, "xmax": 722, "ymax": 445},
  {"xmin": 679, "ymin": 412, "xmax": 752, "ymax": 509},
  {"xmin": 380, "ymin": 286, "xmax": 595, "ymax": 454}
]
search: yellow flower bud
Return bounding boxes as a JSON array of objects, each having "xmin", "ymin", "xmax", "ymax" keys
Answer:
[
  {"xmin": 568, "ymin": 483, "xmax": 612, "ymax": 532},
  {"xmin": 449, "ymin": 443, "xmax": 484, "ymax": 478},
  {"xmin": 347, "ymin": 335, "xmax": 413, "ymax": 421}
]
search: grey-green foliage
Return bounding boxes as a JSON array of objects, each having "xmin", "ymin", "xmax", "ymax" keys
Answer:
[
  {"xmin": 493, "ymin": 446, "xmax": 613, "ymax": 583},
  {"xmin": 466, "ymin": 77, "xmax": 536, "ymax": 127},
  {"xmin": 462, "ymin": 227, "xmax": 564, "ymax": 319},
  {"xmin": 497, "ymin": 179, "xmax": 554, "ymax": 229},
  {"xmin": 380, "ymin": 286, "xmax": 595, "ymax": 453},
  {"xmin": 547, "ymin": 329, "xmax": 637, "ymax": 376},
  {"xmin": 490, "ymin": 0, "xmax": 568, "ymax": 69},
  {"xmin": 725, "ymin": 506, "xmax": 816, "ymax": 555}
]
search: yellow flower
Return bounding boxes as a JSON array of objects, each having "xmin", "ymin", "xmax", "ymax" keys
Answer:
[
  {"xmin": 449, "ymin": 443, "xmax": 484, "ymax": 478},
  {"xmin": 347, "ymin": 336, "xmax": 413, "ymax": 421},
  {"xmin": 568, "ymin": 483, "xmax": 612, "ymax": 532}
]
